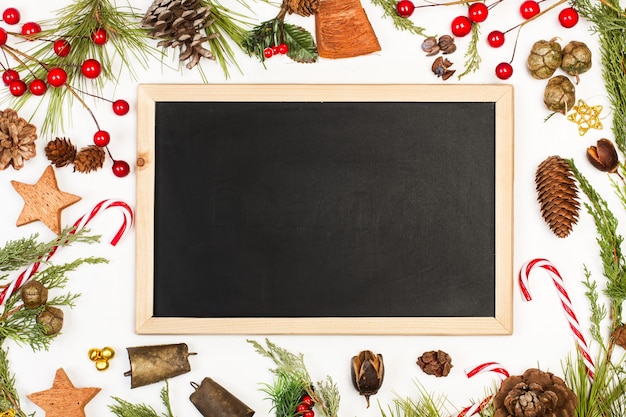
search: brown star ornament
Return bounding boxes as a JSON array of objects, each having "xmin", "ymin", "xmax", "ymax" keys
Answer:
[
  {"xmin": 11, "ymin": 165, "xmax": 81, "ymax": 235},
  {"xmin": 28, "ymin": 368, "xmax": 101, "ymax": 417}
]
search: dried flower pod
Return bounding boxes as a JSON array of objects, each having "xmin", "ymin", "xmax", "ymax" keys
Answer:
[
  {"xmin": 438, "ymin": 35, "xmax": 456, "ymax": 54},
  {"xmin": 36, "ymin": 306, "xmax": 64, "ymax": 336},
  {"xmin": 493, "ymin": 368, "xmax": 577, "ymax": 417},
  {"xmin": 421, "ymin": 37, "xmax": 439, "ymax": 56},
  {"xmin": 351, "ymin": 350, "xmax": 384, "ymax": 408},
  {"xmin": 587, "ymin": 138, "xmax": 619, "ymax": 173},
  {"xmin": 416, "ymin": 350, "xmax": 453, "ymax": 377},
  {"xmin": 527, "ymin": 39, "xmax": 562, "ymax": 79},
  {"xmin": 544, "ymin": 75, "xmax": 575, "ymax": 114},
  {"xmin": 20, "ymin": 280, "xmax": 48, "ymax": 309},
  {"xmin": 561, "ymin": 40, "xmax": 592, "ymax": 83}
]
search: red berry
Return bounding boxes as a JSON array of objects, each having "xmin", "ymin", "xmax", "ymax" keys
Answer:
[
  {"xmin": 112, "ymin": 99, "xmax": 130, "ymax": 116},
  {"xmin": 296, "ymin": 404, "xmax": 309, "ymax": 413},
  {"xmin": 300, "ymin": 395, "xmax": 314, "ymax": 407},
  {"xmin": 21, "ymin": 21, "xmax": 41, "ymax": 38},
  {"xmin": 487, "ymin": 30, "xmax": 505, "ymax": 47},
  {"xmin": 0, "ymin": 28, "xmax": 7, "ymax": 46},
  {"xmin": 93, "ymin": 130, "xmax": 111, "ymax": 147},
  {"xmin": 53, "ymin": 39, "xmax": 71, "ymax": 57},
  {"xmin": 263, "ymin": 47, "xmax": 273, "ymax": 59},
  {"xmin": 91, "ymin": 28, "xmax": 108, "ymax": 45},
  {"xmin": 2, "ymin": 69, "xmax": 19, "ymax": 86},
  {"xmin": 468, "ymin": 2, "xmax": 488, "ymax": 23},
  {"xmin": 302, "ymin": 411, "xmax": 314, "ymax": 417},
  {"xmin": 2, "ymin": 7, "xmax": 20, "ymax": 25},
  {"xmin": 29, "ymin": 79, "xmax": 47, "ymax": 96},
  {"xmin": 112, "ymin": 160, "xmax": 130, "ymax": 177},
  {"xmin": 47, "ymin": 67, "xmax": 67, "ymax": 87},
  {"xmin": 451, "ymin": 15, "xmax": 472, "ymax": 37},
  {"xmin": 278, "ymin": 43, "xmax": 289, "ymax": 54},
  {"xmin": 396, "ymin": 0, "xmax": 415, "ymax": 17},
  {"xmin": 520, "ymin": 0, "xmax": 540, "ymax": 19},
  {"xmin": 495, "ymin": 62, "xmax": 513, "ymax": 80},
  {"xmin": 8, "ymin": 80, "xmax": 26, "ymax": 97},
  {"xmin": 558, "ymin": 7, "xmax": 579, "ymax": 28},
  {"xmin": 81, "ymin": 58, "xmax": 102, "ymax": 79},
  {"xmin": 272, "ymin": 45, "xmax": 280, "ymax": 55}
]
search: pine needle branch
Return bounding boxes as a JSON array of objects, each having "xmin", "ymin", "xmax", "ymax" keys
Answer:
[{"xmin": 110, "ymin": 382, "xmax": 176, "ymax": 417}]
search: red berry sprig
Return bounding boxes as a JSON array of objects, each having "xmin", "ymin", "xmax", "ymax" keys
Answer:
[
  {"xmin": 91, "ymin": 28, "xmax": 108, "ymax": 45},
  {"xmin": 263, "ymin": 43, "xmax": 289, "ymax": 59},
  {"xmin": 396, "ymin": 0, "xmax": 416, "ymax": 18},
  {"xmin": 2, "ymin": 8, "xmax": 20, "ymax": 25},
  {"xmin": 293, "ymin": 394, "xmax": 315, "ymax": 417}
]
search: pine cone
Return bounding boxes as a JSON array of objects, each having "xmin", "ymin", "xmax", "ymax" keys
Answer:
[
  {"xmin": 416, "ymin": 350, "xmax": 453, "ymax": 377},
  {"xmin": 45, "ymin": 137, "xmax": 77, "ymax": 167},
  {"xmin": 0, "ymin": 108, "xmax": 38, "ymax": 170},
  {"xmin": 73, "ymin": 145, "xmax": 105, "ymax": 173},
  {"xmin": 493, "ymin": 368, "xmax": 577, "ymax": 417},
  {"xmin": 284, "ymin": 0, "xmax": 319, "ymax": 17},
  {"xmin": 535, "ymin": 155, "xmax": 580, "ymax": 238},
  {"xmin": 613, "ymin": 324, "xmax": 626, "ymax": 349},
  {"xmin": 142, "ymin": 0, "xmax": 218, "ymax": 69}
]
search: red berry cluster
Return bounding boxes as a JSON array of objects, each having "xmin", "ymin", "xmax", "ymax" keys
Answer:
[
  {"xmin": 0, "ymin": 6, "xmax": 132, "ymax": 177},
  {"xmin": 263, "ymin": 43, "xmax": 289, "ymax": 59},
  {"xmin": 295, "ymin": 394, "xmax": 315, "ymax": 417}
]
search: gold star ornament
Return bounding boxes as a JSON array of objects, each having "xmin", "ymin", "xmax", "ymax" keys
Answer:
[
  {"xmin": 567, "ymin": 99, "xmax": 603, "ymax": 136},
  {"xmin": 27, "ymin": 368, "xmax": 101, "ymax": 417},
  {"xmin": 11, "ymin": 165, "xmax": 81, "ymax": 235}
]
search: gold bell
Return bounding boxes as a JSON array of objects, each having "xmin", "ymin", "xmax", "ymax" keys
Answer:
[
  {"xmin": 124, "ymin": 343, "xmax": 194, "ymax": 388},
  {"xmin": 190, "ymin": 377, "xmax": 255, "ymax": 417}
]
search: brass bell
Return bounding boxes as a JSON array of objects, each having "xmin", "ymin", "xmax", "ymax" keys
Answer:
[
  {"xmin": 190, "ymin": 377, "xmax": 255, "ymax": 417},
  {"xmin": 124, "ymin": 343, "xmax": 194, "ymax": 388}
]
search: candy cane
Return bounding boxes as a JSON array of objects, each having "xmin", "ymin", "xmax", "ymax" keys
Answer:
[
  {"xmin": 456, "ymin": 362, "xmax": 509, "ymax": 417},
  {"xmin": 0, "ymin": 199, "xmax": 133, "ymax": 306},
  {"xmin": 518, "ymin": 258, "xmax": 595, "ymax": 378}
]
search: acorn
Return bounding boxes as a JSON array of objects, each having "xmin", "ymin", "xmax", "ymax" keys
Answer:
[
  {"xmin": 544, "ymin": 75, "xmax": 576, "ymax": 114},
  {"xmin": 19, "ymin": 280, "xmax": 48, "ymax": 309},
  {"xmin": 587, "ymin": 138, "xmax": 619, "ymax": 173},
  {"xmin": 527, "ymin": 39, "xmax": 562, "ymax": 79},
  {"xmin": 351, "ymin": 350, "xmax": 384, "ymax": 408},
  {"xmin": 36, "ymin": 306, "xmax": 64, "ymax": 335},
  {"xmin": 561, "ymin": 40, "xmax": 592, "ymax": 83}
]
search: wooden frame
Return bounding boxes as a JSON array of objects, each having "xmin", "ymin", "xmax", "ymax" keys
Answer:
[{"xmin": 135, "ymin": 84, "xmax": 514, "ymax": 335}]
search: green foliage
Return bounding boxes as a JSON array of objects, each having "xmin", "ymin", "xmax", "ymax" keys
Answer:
[
  {"xmin": 110, "ymin": 381, "xmax": 175, "ymax": 417},
  {"xmin": 0, "ymin": 348, "xmax": 27, "ymax": 417},
  {"xmin": 367, "ymin": 0, "xmax": 431, "ymax": 37},
  {"xmin": 248, "ymin": 338, "xmax": 340, "ymax": 417},
  {"xmin": 283, "ymin": 23, "xmax": 318, "ymax": 64},
  {"xmin": 457, "ymin": 23, "xmax": 481, "ymax": 79},
  {"xmin": 242, "ymin": 18, "xmax": 318, "ymax": 64},
  {"xmin": 582, "ymin": 265, "xmax": 608, "ymax": 347},
  {"xmin": 379, "ymin": 380, "xmax": 458, "ymax": 417}
]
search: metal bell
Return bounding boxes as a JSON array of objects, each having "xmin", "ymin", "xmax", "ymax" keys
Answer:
[
  {"xmin": 189, "ymin": 377, "xmax": 255, "ymax": 417},
  {"xmin": 124, "ymin": 343, "xmax": 194, "ymax": 388}
]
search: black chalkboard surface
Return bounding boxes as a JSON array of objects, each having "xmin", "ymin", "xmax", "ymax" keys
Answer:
[{"xmin": 135, "ymin": 84, "xmax": 514, "ymax": 335}]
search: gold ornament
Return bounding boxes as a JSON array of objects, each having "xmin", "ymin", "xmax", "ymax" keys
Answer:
[
  {"xmin": 567, "ymin": 99, "xmax": 603, "ymax": 135},
  {"xmin": 88, "ymin": 347, "xmax": 115, "ymax": 371}
]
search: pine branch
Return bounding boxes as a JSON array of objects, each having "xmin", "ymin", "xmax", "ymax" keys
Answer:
[
  {"xmin": 380, "ymin": 380, "xmax": 456, "ymax": 417},
  {"xmin": 110, "ymin": 382, "xmax": 176, "ymax": 417}
]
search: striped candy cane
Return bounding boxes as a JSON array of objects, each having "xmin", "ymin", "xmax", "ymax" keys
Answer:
[
  {"xmin": 0, "ymin": 199, "xmax": 133, "ymax": 306},
  {"xmin": 457, "ymin": 362, "xmax": 509, "ymax": 417},
  {"xmin": 518, "ymin": 258, "xmax": 595, "ymax": 378}
]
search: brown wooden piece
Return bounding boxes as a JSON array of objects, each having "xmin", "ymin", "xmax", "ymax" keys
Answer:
[
  {"xmin": 27, "ymin": 368, "xmax": 101, "ymax": 417},
  {"xmin": 315, "ymin": 0, "xmax": 381, "ymax": 59},
  {"xmin": 11, "ymin": 165, "xmax": 81, "ymax": 235}
]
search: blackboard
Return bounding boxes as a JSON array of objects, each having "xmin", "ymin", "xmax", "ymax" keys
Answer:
[{"xmin": 135, "ymin": 84, "xmax": 514, "ymax": 335}]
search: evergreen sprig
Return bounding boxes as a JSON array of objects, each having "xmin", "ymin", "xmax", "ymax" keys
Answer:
[
  {"xmin": 367, "ymin": 0, "xmax": 431, "ymax": 37},
  {"xmin": 0, "ymin": 347, "xmax": 27, "ymax": 417},
  {"xmin": 248, "ymin": 338, "xmax": 340, "ymax": 417},
  {"xmin": 110, "ymin": 381, "xmax": 175, "ymax": 417},
  {"xmin": 582, "ymin": 265, "xmax": 608, "ymax": 347},
  {"xmin": 242, "ymin": 18, "xmax": 318, "ymax": 64},
  {"xmin": 457, "ymin": 23, "xmax": 481, "ymax": 79},
  {"xmin": 379, "ymin": 380, "xmax": 458, "ymax": 417}
]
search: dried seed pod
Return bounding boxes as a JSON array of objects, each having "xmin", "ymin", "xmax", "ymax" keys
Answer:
[
  {"xmin": 561, "ymin": 40, "xmax": 592, "ymax": 83},
  {"xmin": 544, "ymin": 75, "xmax": 575, "ymax": 114},
  {"xmin": 527, "ymin": 39, "xmax": 562, "ymax": 79},
  {"xmin": 421, "ymin": 37, "xmax": 439, "ymax": 56},
  {"xmin": 417, "ymin": 350, "xmax": 453, "ymax": 377},
  {"xmin": 613, "ymin": 324, "xmax": 626, "ymax": 349},
  {"xmin": 20, "ymin": 280, "xmax": 48, "ymax": 309},
  {"xmin": 36, "ymin": 306, "xmax": 64, "ymax": 335},
  {"xmin": 587, "ymin": 138, "xmax": 619, "ymax": 173},
  {"xmin": 438, "ymin": 35, "xmax": 456, "ymax": 54},
  {"xmin": 351, "ymin": 350, "xmax": 384, "ymax": 408}
]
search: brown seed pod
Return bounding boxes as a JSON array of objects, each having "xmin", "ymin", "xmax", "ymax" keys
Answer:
[
  {"xmin": 587, "ymin": 138, "xmax": 619, "ymax": 173},
  {"xmin": 421, "ymin": 37, "xmax": 439, "ymax": 56},
  {"xmin": 561, "ymin": 40, "xmax": 592, "ymax": 83},
  {"xmin": 544, "ymin": 75, "xmax": 575, "ymax": 114},
  {"xmin": 527, "ymin": 39, "xmax": 562, "ymax": 79},
  {"xmin": 351, "ymin": 350, "xmax": 384, "ymax": 408},
  {"xmin": 36, "ymin": 306, "xmax": 64, "ymax": 336},
  {"xmin": 20, "ymin": 280, "xmax": 48, "ymax": 309}
]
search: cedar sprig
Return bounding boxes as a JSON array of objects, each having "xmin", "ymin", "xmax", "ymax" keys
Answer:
[
  {"xmin": 367, "ymin": 0, "xmax": 431, "ymax": 37},
  {"xmin": 582, "ymin": 265, "xmax": 608, "ymax": 347},
  {"xmin": 0, "ymin": 347, "xmax": 27, "ymax": 417},
  {"xmin": 456, "ymin": 22, "xmax": 481, "ymax": 79},
  {"xmin": 110, "ymin": 381, "xmax": 176, "ymax": 417},
  {"xmin": 248, "ymin": 338, "xmax": 340, "ymax": 417}
]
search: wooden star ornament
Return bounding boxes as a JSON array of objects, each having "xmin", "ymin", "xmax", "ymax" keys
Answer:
[
  {"xmin": 11, "ymin": 165, "xmax": 81, "ymax": 235},
  {"xmin": 27, "ymin": 368, "xmax": 101, "ymax": 417}
]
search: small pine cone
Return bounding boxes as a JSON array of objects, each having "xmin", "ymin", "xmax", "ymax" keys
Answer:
[
  {"xmin": 417, "ymin": 350, "xmax": 453, "ymax": 377},
  {"xmin": 535, "ymin": 155, "xmax": 580, "ymax": 238},
  {"xmin": 45, "ymin": 137, "xmax": 77, "ymax": 167},
  {"xmin": 284, "ymin": 0, "xmax": 319, "ymax": 16},
  {"xmin": 73, "ymin": 145, "xmax": 105, "ymax": 173},
  {"xmin": 613, "ymin": 324, "xmax": 626, "ymax": 349},
  {"xmin": 0, "ymin": 108, "xmax": 38, "ymax": 170}
]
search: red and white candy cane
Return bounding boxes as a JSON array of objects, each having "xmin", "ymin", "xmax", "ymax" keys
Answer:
[
  {"xmin": 456, "ymin": 362, "xmax": 509, "ymax": 417},
  {"xmin": 519, "ymin": 258, "xmax": 595, "ymax": 378},
  {"xmin": 0, "ymin": 199, "xmax": 133, "ymax": 306}
]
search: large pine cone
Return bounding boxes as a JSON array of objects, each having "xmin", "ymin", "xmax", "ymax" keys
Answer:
[
  {"xmin": 284, "ymin": 0, "xmax": 319, "ymax": 16},
  {"xmin": 45, "ymin": 137, "xmax": 77, "ymax": 168},
  {"xmin": 142, "ymin": 0, "xmax": 217, "ymax": 69},
  {"xmin": 493, "ymin": 368, "xmax": 577, "ymax": 417},
  {"xmin": 73, "ymin": 145, "xmax": 105, "ymax": 173},
  {"xmin": 535, "ymin": 155, "xmax": 580, "ymax": 238},
  {"xmin": 0, "ymin": 108, "xmax": 38, "ymax": 170}
]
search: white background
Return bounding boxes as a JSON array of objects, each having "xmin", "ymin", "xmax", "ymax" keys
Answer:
[{"xmin": 0, "ymin": 0, "xmax": 621, "ymax": 416}]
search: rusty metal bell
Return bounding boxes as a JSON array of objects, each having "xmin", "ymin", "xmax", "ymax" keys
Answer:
[
  {"xmin": 124, "ymin": 343, "xmax": 194, "ymax": 388},
  {"xmin": 189, "ymin": 377, "xmax": 255, "ymax": 417}
]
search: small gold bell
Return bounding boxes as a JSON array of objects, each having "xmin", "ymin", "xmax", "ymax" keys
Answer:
[{"xmin": 88, "ymin": 346, "xmax": 115, "ymax": 371}]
